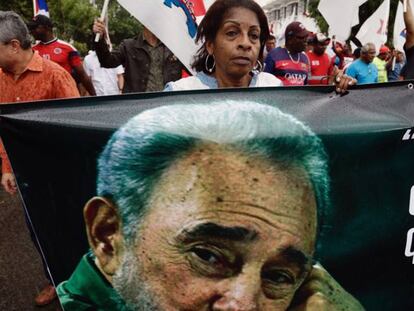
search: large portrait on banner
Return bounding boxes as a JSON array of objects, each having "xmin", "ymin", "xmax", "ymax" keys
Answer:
[{"xmin": 0, "ymin": 83, "xmax": 413, "ymax": 310}]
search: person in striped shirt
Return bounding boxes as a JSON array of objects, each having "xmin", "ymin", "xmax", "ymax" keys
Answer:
[{"xmin": 264, "ymin": 22, "xmax": 310, "ymax": 86}]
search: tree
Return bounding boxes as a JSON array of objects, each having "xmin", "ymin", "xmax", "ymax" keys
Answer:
[
  {"xmin": 0, "ymin": 0, "xmax": 141, "ymax": 55},
  {"xmin": 0, "ymin": 0, "xmax": 32, "ymax": 17}
]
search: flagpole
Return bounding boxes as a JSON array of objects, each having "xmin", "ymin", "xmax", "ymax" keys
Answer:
[
  {"xmin": 95, "ymin": 0, "xmax": 110, "ymax": 42},
  {"xmin": 33, "ymin": 0, "xmax": 37, "ymax": 16},
  {"xmin": 392, "ymin": 55, "xmax": 396, "ymax": 71},
  {"xmin": 404, "ymin": 0, "xmax": 408, "ymax": 12}
]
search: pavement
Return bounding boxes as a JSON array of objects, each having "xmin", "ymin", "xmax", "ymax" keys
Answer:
[{"xmin": 0, "ymin": 187, "xmax": 62, "ymax": 311}]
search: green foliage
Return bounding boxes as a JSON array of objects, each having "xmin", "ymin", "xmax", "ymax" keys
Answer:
[
  {"xmin": 0, "ymin": 0, "xmax": 141, "ymax": 56},
  {"xmin": 0, "ymin": 0, "xmax": 33, "ymax": 17},
  {"xmin": 308, "ymin": 0, "xmax": 329, "ymax": 34}
]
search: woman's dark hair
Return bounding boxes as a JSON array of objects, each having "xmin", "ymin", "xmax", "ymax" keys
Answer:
[{"xmin": 191, "ymin": 0, "xmax": 270, "ymax": 74}]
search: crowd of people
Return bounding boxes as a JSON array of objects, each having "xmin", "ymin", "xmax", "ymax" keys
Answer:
[{"xmin": 0, "ymin": 0, "xmax": 413, "ymax": 308}]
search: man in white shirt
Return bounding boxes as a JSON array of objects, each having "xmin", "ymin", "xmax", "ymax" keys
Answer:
[{"xmin": 83, "ymin": 50, "xmax": 124, "ymax": 95}]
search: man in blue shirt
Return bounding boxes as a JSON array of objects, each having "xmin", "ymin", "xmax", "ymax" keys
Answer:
[
  {"xmin": 346, "ymin": 43, "xmax": 378, "ymax": 84},
  {"xmin": 388, "ymin": 50, "xmax": 405, "ymax": 81}
]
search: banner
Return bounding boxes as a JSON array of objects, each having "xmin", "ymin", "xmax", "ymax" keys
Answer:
[
  {"xmin": 356, "ymin": 0, "xmax": 390, "ymax": 51},
  {"xmin": 116, "ymin": 0, "xmax": 208, "ymax": 74},
  {"xmin": 1, "ymin": 83, "xmax": 414, "ymax": 310},
  {"xmin": 33, "ymin": 0, "xmax": 49, "ymax": 17},
  {"xmin": 318, "ymin": 0, "xmax": 367, "ymax": 41},
  {"xmin": 394, "ymin": 0, "xmax": 411, "ymax": 52}
]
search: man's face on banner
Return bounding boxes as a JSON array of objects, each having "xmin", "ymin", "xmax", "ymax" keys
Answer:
[{"xmin": 111, "ymin": 145, "xmax": 318, "ymax": 310}]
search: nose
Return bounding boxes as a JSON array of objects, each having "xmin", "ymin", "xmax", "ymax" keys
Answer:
[
  {"xmin": 212, "ymin": 272, "xmax": 261, "ymax": 311},
  {"xmin": 238, "ymin": 32, "xmax": 252, "ymax": 50}
]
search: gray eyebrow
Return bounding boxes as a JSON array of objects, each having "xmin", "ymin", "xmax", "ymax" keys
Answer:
[{"xmin": 178, "ymin": 222, "xmax": 258, "ymax": 243}]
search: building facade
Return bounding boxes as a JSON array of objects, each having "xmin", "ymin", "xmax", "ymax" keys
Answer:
[{"xmin": 263, "ymin": 0, "xmax": 308, "ymax": 25}]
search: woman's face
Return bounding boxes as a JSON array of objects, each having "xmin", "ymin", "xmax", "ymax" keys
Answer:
[{"xmin": 206, "ymin": 7, "xmax": 261, "ymax": 81}]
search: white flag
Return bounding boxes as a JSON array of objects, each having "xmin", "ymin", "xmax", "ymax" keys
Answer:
[
  {"xmin": 356, "ymin": 0, "xmax": 390, "ymax": 52},
  {"xmin": 274, "ymin": 13, "xmax": 296, "ymax": 47},
  {"xmin": 116, "ymin": 0, "xmax": 209, "ymax": 74},
  {"xmin": 394, "ymin": 1, "xmax": 411, "ymax": 51},
  {"xmin": 318, "ymin": 0, "xmax": 367, "ymax": 41},
  {"xmin": 296, "ymin": 15, "xmax": 320, "ymax": 35}
]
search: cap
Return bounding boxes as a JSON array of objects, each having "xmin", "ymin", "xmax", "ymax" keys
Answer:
[
  {"xmin": 27, "ymin": 14, "xmax": 53, "ymax": 30},
  {"xmin": 315, "ymin": 33, "xmax": 330, "ymax": 44},
  {"xmin": 379, "ymin": 45, "xmax": 390, "ymax": 54},
  {"xmin": 285, "ymin": 22, "xmax": 308, "ymax": 38},
  {"xmin": 309, "ymin": 33, "xmax": 330, "ymax": 45}
]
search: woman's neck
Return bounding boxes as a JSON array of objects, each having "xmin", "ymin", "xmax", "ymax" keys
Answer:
[{"xmin": 213, "ymin": 70, "xmax": 252, "ymax": 88}]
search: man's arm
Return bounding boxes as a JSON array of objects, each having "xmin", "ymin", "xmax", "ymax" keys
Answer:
[
  {"xmin": 263, "ymin": 51, "xmax": 275, "ymax": 74},
  {"xmin": 115, "ymin": 65, "xmax": 125, "ymax": 93},
  {"xmin": 93, "ymin": 19, "xmax": 125, "ymax": 68},
  {"xmin": 0, "ymin": 139, "xmax": 16, "ymax": 195},
  {"xmin": 403, "ymin": 0, "xmax": 414, "ymax": 49},
  {"xmin": 289, "ymin": 264, "xmax": 365, "ymax": 311},
  {"xmin": 117, "ymin": 74, "xmax": 124, "ymax": 93},
  {"xmin": 73, "ymin": 64, "xmax": 96, "ymax": 96},
  {"xmin": 52, "ymin": 69, "xmax": 81, "ymax": 99},
  {"xmin": 386, "ymin": 53, "xmax": 394, "ymax": 70}
]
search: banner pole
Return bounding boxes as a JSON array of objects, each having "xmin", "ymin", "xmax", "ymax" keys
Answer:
[{"xmin": 95, "ymin": 0, "xmax": 110, "ymax": 42}]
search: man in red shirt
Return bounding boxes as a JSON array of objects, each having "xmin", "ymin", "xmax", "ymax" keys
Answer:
[
  {"xmin": 306, "ymin": 33, "xmax": 336, "ymax": 85},
  {"xmin": 0, "ymin": 11, "xmax": 79, "ymax": 307},
  {"xmin": 27, "ymin": 15, "xmax": 96, "ymax": 96}
]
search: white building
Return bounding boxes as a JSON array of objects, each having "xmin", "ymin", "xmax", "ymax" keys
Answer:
[
  {"xmin": 263, "ymin": 0, "xmax": 319, "ymax": 45},
  {"xmin": 263, "ymin": 0, "xmax": 308, "ymax": 25}
]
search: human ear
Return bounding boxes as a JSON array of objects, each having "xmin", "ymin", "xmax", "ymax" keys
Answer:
[
  {"xmin": 84, "ymin": 196, "xmax": 124, "ymax": 277},
  {"xmin": 206, "ymin": 40, "xmax": 215, "ymax": 55},
  {"xmin": 9, "ymin": 39, "xmax": 20, "ymax": 52}
]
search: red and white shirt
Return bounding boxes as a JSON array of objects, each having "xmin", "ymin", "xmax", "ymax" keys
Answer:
[
  {"xmin": 306, "ymin": 51, "xmax": 336, "ymax": 85},
  {"xmin": 33, "ymin": 38, "xmax": 82, "ymax": 74}
]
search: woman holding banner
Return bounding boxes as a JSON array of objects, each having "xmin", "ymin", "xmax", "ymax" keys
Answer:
[
  {"xmin": 164, "ymin": 0, "xmax": 282, "ymax": 90},
  {"xmin": 164, "ymin": 0, "xmax": 353, "ymax": 93}
]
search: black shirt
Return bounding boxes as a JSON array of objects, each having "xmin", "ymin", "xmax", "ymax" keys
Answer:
[{"xmin": 402, "ymin": 44, "xmax": 414, "ymax": 79}]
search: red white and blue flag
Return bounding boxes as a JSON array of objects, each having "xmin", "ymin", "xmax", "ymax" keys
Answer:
[
  {"xmin": 117, "ymin": 0, "xmax": 212, "ymax": 74},
  {"xmin": 33, "ymin": 0, "xmax": 50, "ymax": 17}
]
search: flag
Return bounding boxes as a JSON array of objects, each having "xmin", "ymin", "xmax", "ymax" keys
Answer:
[
  {"xmin": 296, "ymin": 14, "xmax": 320, "ymax": 35},
  {"xmin": 117, "ymin": 0, "xmax": 210, "ymax": 74},
  {"xmin": 356, "ymin": 0, "xmax": 390, "ymax": 52},
  {"xmin": 33, "ymin": 0, "xmax": 49, "ymax": 17},
  {"xmin": 274, "ymin": 12, "xmax": 296, "ymax": 47},
  {"xmin": 318, "ymin": 0, "xmax": 367, "ymax": 41},
  {"xmin": 394, "ymin": 0, "xmax": 412, "ymax": 51}
]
